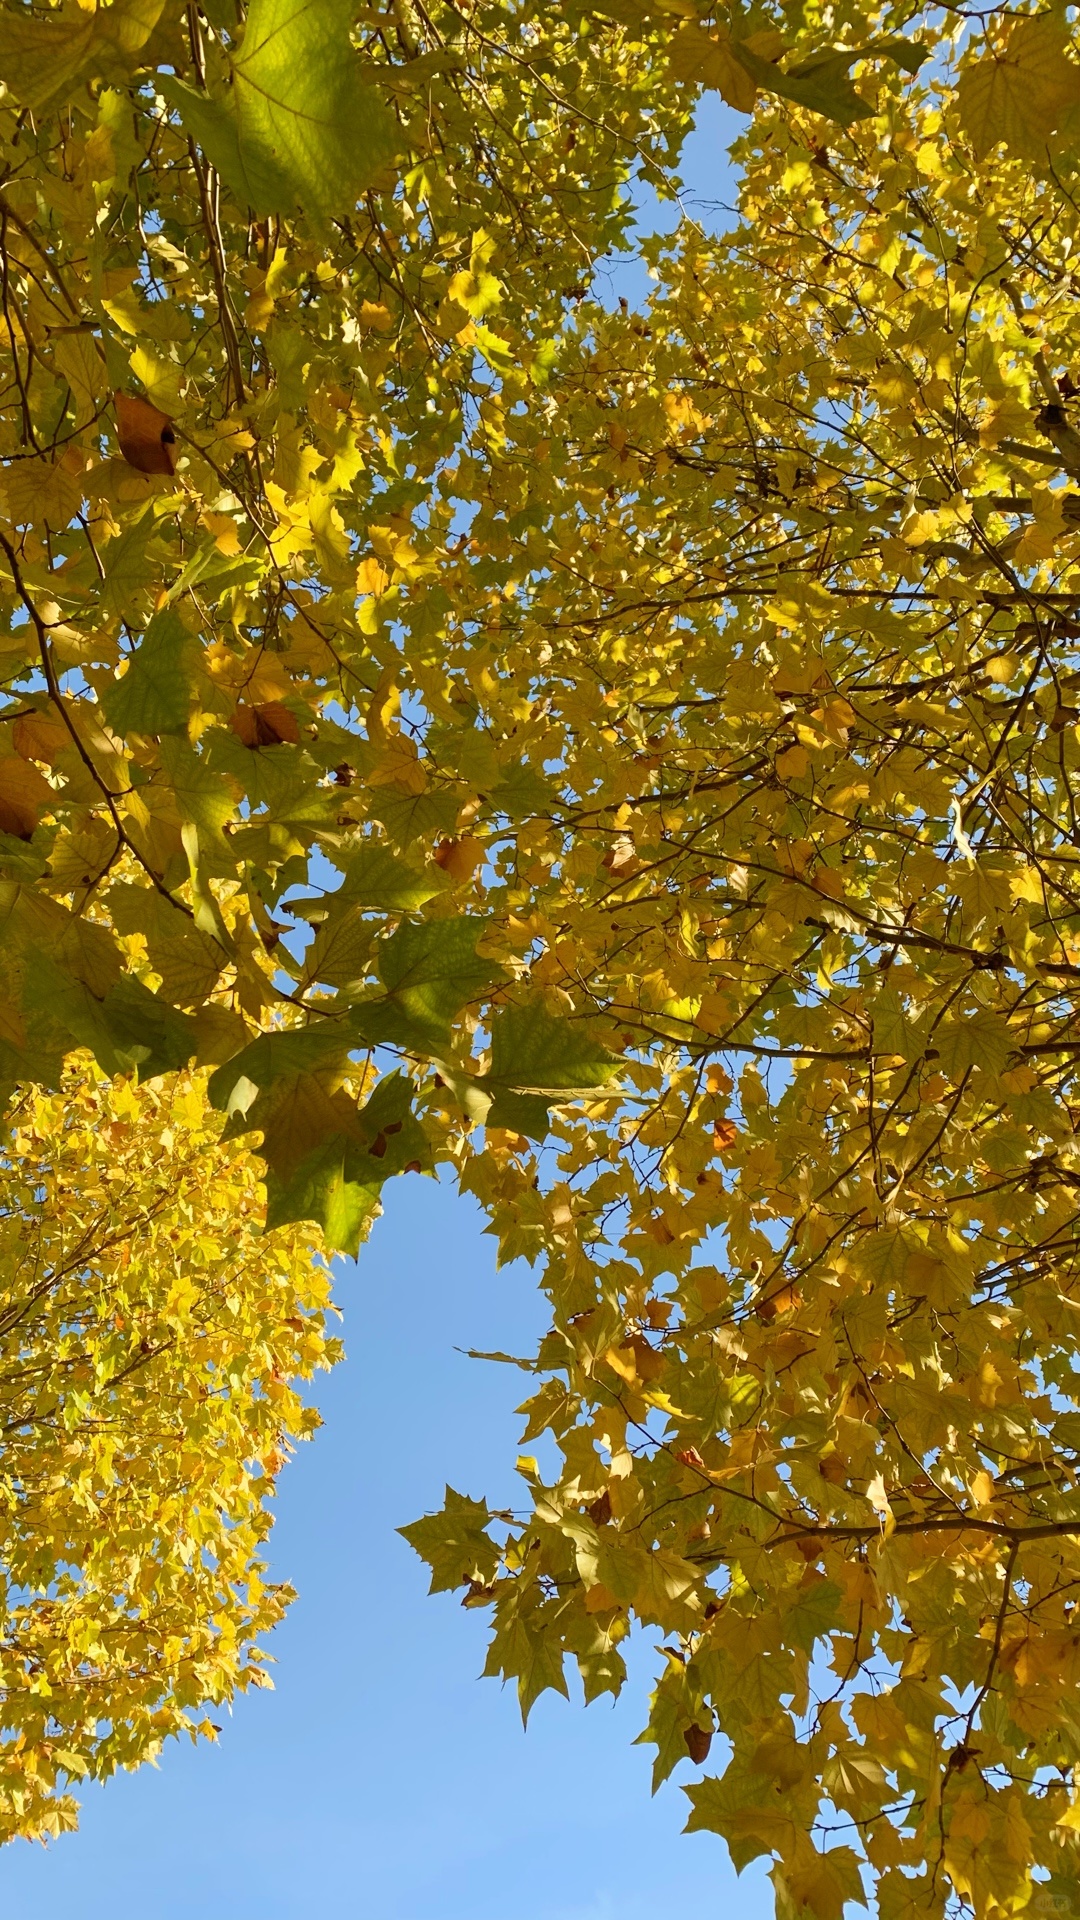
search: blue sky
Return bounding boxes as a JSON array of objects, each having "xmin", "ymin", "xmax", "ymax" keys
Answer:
[
  {"xmin": 0, "ymin": 1178, "xmax": 771, "ymax": 1920},
  {"xmin": 0, "ymin": 92, "xmax": 775, "ymax": 1920}
]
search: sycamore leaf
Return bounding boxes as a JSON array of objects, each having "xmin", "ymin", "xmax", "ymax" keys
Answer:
[
  {"xmin": 350, "ymin": 918, "xmax": 507, "ymax": 1051},
  {"xmin": 683, "ymin": 1770, "xmax": 796, "ymax": 1872},
  {"xmin": 100, "ymin": 504, "xmax": 161, "ymax": 615},
  {"xmin": 471, "ymin": 999, "xmax": 621, "ymax": 1137},
  {"xmin": 293, "ymin": 843, "xmax": 447, "ymax": 918},
  {"xmin": 102, "ymin": 612, "xmax": 199, "ymax": 736},
  {"xmin": 160, "ymin": 0, "xmax": 399, "ymax": 219},
  {"xmin": 668, "ymin": 25, "xmax": 756, "ymax": 112},
  {"xmin": 958, "ymin": 15, "xmax": 1080, "ymax": 159},
  {"xmin": 298, "ymin": 902, "xmax": 376, "ymax": 990},
  {"xmin": 0, "ymin": 0, "xmax": 164, "ymax": 113},
  {"xmin": 488, "ymin": 1000, "xmax": 621, "ymax": 1093},
  {"xmin": 208, "ymin": 1024, "xmax": 351, "ymax": 1119},
  {"xmin": 933, "ymin": 1009, "xmax": 1012, "ymax": 1079},
  {"xmin": 871, "ymin": 988, "xmax": 925, "ymax": 1061},
  {"xmin": 263, "ymin": 1125, "xmax": 384, "ymax": 1253},
  {"xmin": 774, "ymin": 1846, "xmax": 867, "ymax": 1920},
  {"xmin": 731, "ymin": 36, "xmax": 929, "ymax": 125},
  {"xmin": 482, "ymin": 1603, "xmax": 571, "ymax": 1724},
  {"xmin": 24, "ymin": 960, "xmax": 197, "ymax": 1079},
  {"xmin": 875, "ymin": 1872, "xmax": 938, "ymax": 1920},
  {"xmin": 399, "ymin": 1486, "xmax": 501, "ymax": 1594}
]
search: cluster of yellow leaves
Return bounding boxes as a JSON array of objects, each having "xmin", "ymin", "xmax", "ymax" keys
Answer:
[
  {"xmin": 400, "ymin": 15, "xmax": 1080, "ymax": 1918},
  {"xmin": 0, "ymin": 1059, "xmax": 336, "ymax": 1845}
]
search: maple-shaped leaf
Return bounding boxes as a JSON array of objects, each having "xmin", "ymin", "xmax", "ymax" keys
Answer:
[
  {"xmin": 161, "ymin": 0, "xmax": 399, "ymax": 219},
  {"xmin": 291, "ymin": 844, "xmax": 447, "ymax": 923},
  {"xmin": 489, "ymin": 1000, "xmax": 621, "ymax": 1092},
  {"xmin": 102, "ymin": 612, "xmax": 200, "ymax": 737},
  {"xmin": 463, "ymin": 1000, "xmax": 622, "ymax": 1138},
  {"xmin": 0, "ymin": 0, "xmax": 164, "ymax": 113},
  {"xmin": 350, "ymin": 918, "xmax": 507, "ymax": 1052},
  {"xmin": 399, "ymin": 1486, "xmax": 501, "ymax": 1594},
  {"xmin": 958, "ymin": 14, "xmax": 1080, "ymax": 159},
  {"xmin": 209, "ymin": 1024, "xmax": 352, "ymax": 1120},
  {"xmin": 24, "ymin": 961, "xmax": 198, "ymax": 1080},
  {"xmin": 733, "ymin": 38, "xmax": 927, "ymax": 125}
]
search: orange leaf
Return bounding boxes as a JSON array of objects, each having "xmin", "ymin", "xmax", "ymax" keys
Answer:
[
  {"xmin": 229, "ymin": 702, "xmax": 300, "ymax": 748},
  {"xmin": 433, "ymin": 835, "xmax": 484, "ymax": 883},
  {"xmin": 115, "ymin": 390, "xmax": 176, "ymax": 476}
]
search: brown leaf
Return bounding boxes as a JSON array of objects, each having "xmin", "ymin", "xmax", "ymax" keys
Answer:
[
  {"xmin": 676, "ymin": 1446, "xmax": 708, "ymax": 1472},
  {"xmin": 683, "ymin": 1723, "xmax": 713, "ymax": 1764},
  {"xmin": 115, "ymin": 391, "xmax": 176, "ymax": 475},
  {"xmin": 433, "ymin": 835, "xmax": 484, "ymax": 883},
  {"xmin": 229, "ymin": 702, "xmax": 300, "ymax": 748},
  {"xmin": 0, "ymin": 755, "xmax": 54, "ymax": 839},
  {"xmin": 755, "ymin": 1281, "xmax": 803, "ymax": 1321}
]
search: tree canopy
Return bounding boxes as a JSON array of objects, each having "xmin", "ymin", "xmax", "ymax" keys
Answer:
[
  {"xmin": 0, "ymin": 1059, "xmax": 333, "ymax": 1845},
  {"xmin": 7, "ymin": 0, "xmax": 1080, "ymax": 1912}
]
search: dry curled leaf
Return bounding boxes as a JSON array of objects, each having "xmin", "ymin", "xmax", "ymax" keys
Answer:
[{"xmin": 115, "ymin": 390, "xmax": 176, "ymax": 475}]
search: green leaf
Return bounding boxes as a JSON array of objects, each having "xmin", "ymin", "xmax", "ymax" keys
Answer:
[
  {"xmin": 163, "ymin": 536, "xmax": 263, "ymax": 607},
  {"xmin": 463, "ymin": 1000, "xmax": 620, "ymax": 1138},
  {"xmin": 352, "ymin": 1069, "xmax": 431, "ymax": 1176},
  {"xmin": 483, "ymin": 1086, "xmax": 554, "ymax": 1141},
  {"xmin": 24, "ymin": 961, "xmax": 197, "ymax": 1079},
  {"xmin": 208, "ymin": 1023, "xmax": 351, "ymax": 1118},
  {"xmin": 157, "ymin": 737, "xmax": 237, "ymax": 845},
  {"xmin": 733, "ymin": 43, "xmax": 871, "ymax": 121},
  {"xmin": 338, "ymin": 842, "xmax": 448, "ymax": 911},
  {"xmin": 481, "ymin": 1593, "xmax": 571, "ymax": 1722},
  {"xmin": 350, "ymin": 918, "xmax": 507, "ymax": 1051},
  {"xmin": 489, "ymin": 1000, "xmax": 620, "ymax": 1092},
  {"xmin": 108, "ymin": 882, "xmax": 225, "ymax": 1006},
  {"xmin": 871, "ymin": 988, "xmax": 925, "ymax": 1061},
  {"xmin": 264, "ymin": 1125, "xmax": 383, "ymax": 1254},
  {"xmin": 292, "ymin": 843, "xmax": 446, "ymax": 920},
  {"xmin": 102, "ymin": 612, "xmax": 199, "ymax": 737},
  {"xmin": 99, "ymin": 504, "xmax": 160, "ymax": 616},
  {"xmin": 97, "ymin": 974, "xmax": 200, "ymax": 1078},
  {"xmin": 399, "ymin": 1486, "xmax": 501, "ymax": 1594},
  {"xmin": 634, "ymin": 1670, "xmax": 708, "ymax": 1792},
  {"xmin": 298, "ymin": 902, "xmax": 376, "ymax": 991},
  {"xmin": 784, "ymin": 1576, "xmax": 842, "ymax": 1654},
  {"xmin": 262, "ymin": 1069, "xmax": 428, "ymax": 1249},
  {"xmin": 366, "ymin": 784, "xmax": 462, "ymax": 844},
  {"xmin": 161, "ymin": 0, "xmax": 399, "ymax": 220},
  {"xmin": 732, "ymin": 38, "xmax": 926, "ymax": 125}
]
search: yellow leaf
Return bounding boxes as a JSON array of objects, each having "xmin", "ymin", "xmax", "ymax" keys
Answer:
[
  {"xmin": 958, "ymin": 15, "xmax": 1080, "ymax": 159},
  {"xmin": 667, "ymin": 24, "xmax": 756, "ymax": 112}
]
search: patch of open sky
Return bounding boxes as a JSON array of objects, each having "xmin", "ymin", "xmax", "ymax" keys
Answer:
[{"xmin": 594, "ymin": 94, "xmax": 743, "ymax": 315}]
